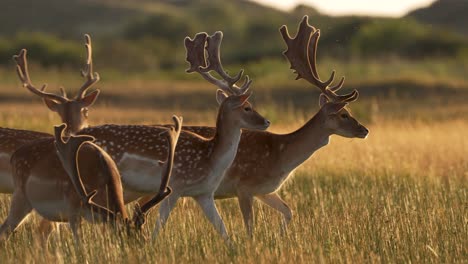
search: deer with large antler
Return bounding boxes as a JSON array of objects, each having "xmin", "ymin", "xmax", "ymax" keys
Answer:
[
  {"xmin": 5, "ymin": 31, "xmax": 270, "ymax": 241},
  {"xmin": 0, "ymin": 35, "xmax": 101, "ymax": 195},
  {"xmin": 131, "ymin": 32, "xmax": 270, "ymax": 241},
  {"xmin": 14, "ymin": 34, "xmax": 100, "ymax": 135},
  {"xmin": 0, "ymin": 124, "xmax": 128, "ymax": 241},
  {"xmin": 161, "ymin": 16, "xmax": 369, "ymax": 236},
  {"xmin": 0, "ymin": 115, "xmax": 183, "ymax": 241}
]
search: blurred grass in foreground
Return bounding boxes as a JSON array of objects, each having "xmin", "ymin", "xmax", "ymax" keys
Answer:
[{"xmin": 0, "ymin": 118, "xmax": 465, "ymax": 263}]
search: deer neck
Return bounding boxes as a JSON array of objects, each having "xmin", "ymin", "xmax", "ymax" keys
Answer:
[
  {"xmin": 281, "ymin": 112, "xmax": 331, "ymax": 171},
  {"xmin": 209, "ymin": 112, "xmax": 242, "ymax": 172}
]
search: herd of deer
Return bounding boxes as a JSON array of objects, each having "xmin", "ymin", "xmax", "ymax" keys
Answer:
[{"xmin": 0, "ymin": 16, "xmax": 368, "ymax": 244}]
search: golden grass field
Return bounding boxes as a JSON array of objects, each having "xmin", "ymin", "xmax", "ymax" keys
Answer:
[{"xmin": 0, "ymin": 76, "xmax": 466, "ymax": 263}]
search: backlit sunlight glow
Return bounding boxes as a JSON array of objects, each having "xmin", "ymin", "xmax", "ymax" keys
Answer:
[{"xmin": 252, "ymin": 0, "xmax": 436, "ymax": 17}]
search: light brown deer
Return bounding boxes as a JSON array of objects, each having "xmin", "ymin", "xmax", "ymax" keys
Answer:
[
  {"xmin": 0, "ymin": 115, "xmax": 182, "ymax": 241},
  {"xmin": 158, "ymin": 16, "xmax": 369, "ymax": 236},
  {"xmin": 7, "ymin": 31, "xmax": 270, "ymax": 241},
  {"xmin": 0, "ymin": 124, "xmax": 128, "ymax": 241},
  {"xmin": 0, "ymin": 34, "xmax": 100, "ymax": 194}
]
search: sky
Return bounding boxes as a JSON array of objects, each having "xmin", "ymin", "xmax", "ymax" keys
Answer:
[{"xmin": 252, "ymin": 0, "xmax": 437, "ymax": 17}]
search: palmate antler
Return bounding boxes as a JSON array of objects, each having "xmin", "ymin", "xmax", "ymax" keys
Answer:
[
  {"xmin": 13, "ymin": 34, "xmax": 99, "ymax": 102},
  {"xmin": 54, "ymin": 124, "xmax": 115, "ymax": 219},
  {"xmin": 133, "ymin": 116, "xmax": 183, "ymax": 230},
  {"xmin": 184, "ymin": 31, "xmax": 251, "ymax": 96},
  {"xmin": 280, "ymin": 16, "xmax": 359, "ymax": 103}
]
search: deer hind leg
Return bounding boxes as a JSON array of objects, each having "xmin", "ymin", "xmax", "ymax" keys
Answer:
[
  {"xmin": 69, "ymin": 215, "xmax": 83, "ymax": 243},
  {"xmin": 0, "ymin": 190, "xmax": 33, "ymax": 241},
  {"xmin": 237, "ymin": 190, "xmax": 254, "ymax": 237},
  {"xmin": 38, "ymin": 218, "xmax": 57, "ymax": 244},
  {"xmin": 152, "ymin": 192, "xmax": 180, "ymax": 240},
  {"xmin": 257, "ymin": 193, "xmax": 292, "ymax": 233},
  {"xmin": 193, "ymin": 193, "xmax": 229, "ymax": 242}
]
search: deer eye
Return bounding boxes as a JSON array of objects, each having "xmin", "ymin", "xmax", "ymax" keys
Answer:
[{"xmin": 244, "ymin": 107, "xmax": 252, "ymax": 112}]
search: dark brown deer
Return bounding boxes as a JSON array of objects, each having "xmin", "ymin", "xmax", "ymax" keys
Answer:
[{"xmin": 0, "ymin": 34, "xmax": 100, "ymax": 195}]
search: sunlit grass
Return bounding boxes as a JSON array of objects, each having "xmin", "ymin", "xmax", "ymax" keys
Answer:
[
  {"xmin": 0, "ymin": 68, "xmax": 466, "ymax": 262},
  {"xmin": 0, "ymin": 105, "xmax": 466, "ymax": 262}
]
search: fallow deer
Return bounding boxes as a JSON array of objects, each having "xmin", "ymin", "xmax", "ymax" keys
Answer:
[
  {"xmin": 0, "ymin": 34, "xmax": 100, "ymax": 194},
  {"xmin": 6, "ymin": 31, "xmax": 270, "ymax": 241},
  {"xmin": 131, "ymin": 31, "xmax": 270, "ymax": 241},
  {"xmin": 158, "ymin": 16, "xmax": 369, "ymax": 236},
  {"xmin": 0, "ymin": 124, "xmax": 127, "ymax": 241},
  {"xmin": 0, "ymin": 115, "xmax": 182, "ymax": 241}
]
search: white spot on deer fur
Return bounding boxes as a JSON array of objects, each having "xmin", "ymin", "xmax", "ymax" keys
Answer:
[{"xmin": 279, "ymin": 144, "xmax": 285, "ymax": 151}]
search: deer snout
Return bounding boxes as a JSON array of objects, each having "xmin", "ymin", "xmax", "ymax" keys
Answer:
[
  {"xmin": 262, "ymin": 119, "xmax": 271, "ymax": 130},
  {"xmin": 357, "ymin": 125, "xmax": 369, "ymax": 138}
]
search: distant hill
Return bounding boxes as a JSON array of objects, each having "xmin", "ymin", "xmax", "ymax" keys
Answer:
[
  {"xmin": 0, "ymin": 0, "xmax": 466, "ymax": 70},
  {"xmin": 0, "ymin": 0, "xmax": 147, "ymax": 37},
  {"xmin": 407, "ymin": 0, "xmax": 468, "ymax": 36}
]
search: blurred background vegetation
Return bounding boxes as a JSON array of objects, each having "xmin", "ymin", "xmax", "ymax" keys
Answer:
[
  {"xmin": 0, "ymin": 0, "xmax": 466, "ymax": 71},
  {"xmin": 0, "ymin": 0, "xmax": 466, "ymax": 125}
]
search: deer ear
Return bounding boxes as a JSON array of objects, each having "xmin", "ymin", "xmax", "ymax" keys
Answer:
[
  {"xmin": 230, "ymin": 91, "xmax": 252, "ymax": 109},
  {"xmin": 325, "ymin": 102, "xmax": 348, "ymax": 115},
  {"xmin": 216, "ymin": 89, "xmax": 229, "ymax": 105},
  {"xmin": 319, "ymin": 94, "xmax": 329, "ymax": 107},
  {"xmin": 43, "ymin": 98, "xmax": 61, "ymax": 112},
  {"xmin": 79, "ymin": 89, "xmax": 100, "ymax": 107}
]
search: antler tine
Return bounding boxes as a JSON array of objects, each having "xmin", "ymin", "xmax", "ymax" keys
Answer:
[
  {"xmin": 77, "ymin": 34, "xmax": 100, "ymax": 99},
  {"xmin": 185, "ymin": 31, "xmax": 250, "ymax": 95},
  {"xmin": 329, "ymin": 76, "xmax": 345, "ymax": 92},
  {"xmin": 281, "ymin": 16, "xmax": 358, "ymax": 102},
  {"xmin": 238, "ymin": 74, "xmax": 252, "ymax": 94},
  {"xmin": 308, "ymin": 30, "xmax": 337, "ymax": 88},
  {"xmin": 13, "ymin": 49, "xmax": 67, "ymax": 103}
]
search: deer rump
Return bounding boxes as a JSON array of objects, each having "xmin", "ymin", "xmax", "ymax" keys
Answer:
[{"xmin": 11, "ymin": 138, "xmax": 124, "ymax": 222}]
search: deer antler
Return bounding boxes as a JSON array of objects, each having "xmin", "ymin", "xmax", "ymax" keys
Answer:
[
  {"xmin": 13, "ymin": 49, "xmax": 68, "ymax": 103},
  {"xmin": 76, "ymin": 34, "xmax": 100, "ymax": 99},
  {"xmin": 133, "ymin": 115, "xmax": 183, "ymax": 229},
  {"xmin": 54, "ymin": 124, "xmax": 115, "ymax": 218},
  {"xmin": 54, "ymin": 124, "xmax": 96, "ymax": 202},
  {"xmin": 185, "ymin": 31, "xmax": 251, "ymax": 95},
  {"xmin": 279, "ymin": 16, "xmax": 358, "ymax": 102}
]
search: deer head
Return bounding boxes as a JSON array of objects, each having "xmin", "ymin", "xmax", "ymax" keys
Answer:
[
  {"xmin": 185, "ymin": 31, "xmax": 270, "ymax": 131},
  {"xmin": 280, "ymin": 16, "xmax": 368, "ymax": 139},
  {"xmin": 14, "ymin": 34, "xmax": 100, "ymax": 135}
]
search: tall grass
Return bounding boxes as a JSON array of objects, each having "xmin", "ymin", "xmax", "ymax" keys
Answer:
[
  {"xmin": 0, "ymin": 61, "xmax": 466, "ymax": 262},
  {"xmin": 0, "ymin": 109, "xmax": 466, "ymax": 263}
]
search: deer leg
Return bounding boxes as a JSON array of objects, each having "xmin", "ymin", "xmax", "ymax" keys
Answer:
[
  {"xmin": 69, "ymin": 215, "xmax": 82, "ymax": 243},
  {"xmin": 257, "ymin": 193, "xmax": 292, "ymax": 233},
  {"xmin": 152, "ymin": 192, "xmax": 180, "ymax": 240},
  {"xmin": 0, "ymin": 191, "xmax": 33, "ymax": 241},
  {"xmin": 38, "ymin": 218, "xmax": 56, "ymax": 243},
  {"xmin": 237, "ymin": 190, "xmax": 254, "ymax": 237},
  {"xmin": 193, "ymin": 193, "xmax": 229, "ymax": 242}
]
